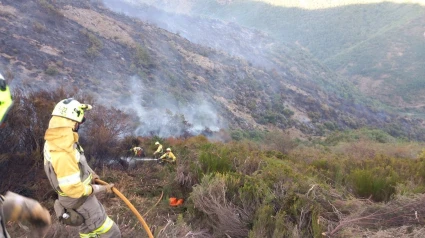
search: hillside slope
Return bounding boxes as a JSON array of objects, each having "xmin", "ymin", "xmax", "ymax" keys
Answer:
[
  {"xmin": 124, "ymin": 0, "xmax": 425, "ymax": 117},
  {"xmin": 0, "ymin": 0, "xmax": 424, "ymax": 140}
]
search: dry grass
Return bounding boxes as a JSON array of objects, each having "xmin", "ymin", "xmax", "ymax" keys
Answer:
[
  {"xmin": 62, "ymin": 6, "xmax": 136, "ymax": 47},
  {"xmin": 0, "ymin": 3, "xmax": 17, "ymax": 19},
  {"xmin": 156, "ymin": 217, "xmax": 212, "ymax": 238},
  {"xmin": 191, "ymin": 174, "xmax": 249, "ymax": 238},
  {"xmin": 342, "ymin": 225, "xmax": 425, "ymax": 238},
  {"xmin": 321, "ymin": 194, "xmax": 425, "ymax": 237}
]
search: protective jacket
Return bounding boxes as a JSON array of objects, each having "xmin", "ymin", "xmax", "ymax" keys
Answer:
[
  {"xmin": 154, "ymin": 144, "xmax": 163, "ymax": 155},
  {"xmin": 0, "ymin": 82, "xmax": 12, "ymax": 124},
  {"xmin": 160, "ymin": 151, "xmax": 176, "ymax": 163},
  {"xmin": 44, "ymin": 116, "xmax": 94, "ymax": 208},
  {"xmin": 131, "ymin": 147, "xmax": 143, "ymax": 156}
]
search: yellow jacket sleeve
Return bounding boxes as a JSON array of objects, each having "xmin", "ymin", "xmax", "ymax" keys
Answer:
[
  {"xmin": 160, "ymin": 152, "xmax": 176, "ymax": 162},
  {"xmin": 159, "ymin": 153, "xmax": 166, "ymax": 159},
  {"xmin": 169, "ymin": 152, "xmax": 176, "ymax": 162},
  {"xmin": 155, "ymin": 144, "xmax": 163, "ymax": 154}
]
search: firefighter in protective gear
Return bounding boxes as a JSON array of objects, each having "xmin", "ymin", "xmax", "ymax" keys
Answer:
[
  {"xmin": 130, "ymin": 146, "xmax": 143, "ymax": 157},
  {"xmin": 0, "ymin": 74, "xmax": 52, "ymax": 238},
  {"xmin": 159, "ymin": 148, "xmax": 176, "ymax": 164},
  {"xmin": 153, "ymin": 141, "xmax": 163, "ymax": 157},
  {"xmin": 43, "ymin": 98, "xmax": 121, "ymax": 238},
  {"xmin": 0, "ymin": 73, "xmax": 13, "ymax": 125}
]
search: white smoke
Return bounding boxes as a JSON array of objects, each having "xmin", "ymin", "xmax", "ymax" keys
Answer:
[
  {"xmin": 123, "ymin": 76, "xmax": 225, "ymax": 137},
  {"xmin": 100, "ymin": 0, "xmax": 278, "ymax": 69}
]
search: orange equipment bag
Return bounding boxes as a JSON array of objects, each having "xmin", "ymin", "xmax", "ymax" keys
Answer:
[{"xmin": 169, "ymin": 197, "xmax": 184, "ymax": 207}]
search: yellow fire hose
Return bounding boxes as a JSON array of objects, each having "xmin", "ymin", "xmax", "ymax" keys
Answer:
[{"xmin": 95, "ymin": 179, "xmax": 154, "ymax": 238}]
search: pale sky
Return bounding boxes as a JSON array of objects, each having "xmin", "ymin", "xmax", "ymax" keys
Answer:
[{"xmin": 256, "ymin": 0, "xmax": 425, "ymax": 9}]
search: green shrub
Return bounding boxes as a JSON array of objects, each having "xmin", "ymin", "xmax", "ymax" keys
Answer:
[
  {"xmin": 231, "ymin": 130, "xmax": 244, "ymax": 141},
  {"xmin": 33, "ymin": 22, "xmax": 47, "ymax": 33},
  {"xmin": 349, "ymin": 167, "xmax": 399, "ymax": 202},
  {"xmin": 271, "ymin": 210, "xmax": 289, "ymax": 238},
  {"xmin": 45, "ymin": 65, "xmax": 58, "ymax": 76},
  {"xmin": 237, "ymin": 175, "xmax": 274, "ymax": 215},
  {"xmin": 249, "ymin": 205, "xmax": 275, "ymax": 238},
  {"xmin": 134, "ymin": 44, "xmax": 152, "ymax": 68},
  {"xmin": 311, "ymin": 158, "xmax": 345, "ymax": 187},
  {"xmin": 38, "ymin": 0, "xmax": 63, "ymax": 17},
  {"xmin": 79, "ymin": 29, "xmax": 103, "ymax": 58},
  {"xmin": 199, "ymin": 150, "xmax": 232, "ymax": 174},
  {"xmin": 283, "ymin": 108, "xmax": 294, "ymax": 117}
]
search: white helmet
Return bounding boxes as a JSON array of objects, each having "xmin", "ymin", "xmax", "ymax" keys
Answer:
[
  {"xmin": 155, "ymin": 141, "xmax": 160, "ymax": 145},
  {"xmin": 166, "ymin": 148, "xmax": 171, "ymax": 152},
  {"xmin": 51, "ymin": 98, "xmax": 92, "ymax": 122}
]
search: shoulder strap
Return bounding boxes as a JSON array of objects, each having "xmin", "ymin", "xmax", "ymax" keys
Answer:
[{"xmin": 75, "ymin": 142, "xmax": 84, "ymax": 154}]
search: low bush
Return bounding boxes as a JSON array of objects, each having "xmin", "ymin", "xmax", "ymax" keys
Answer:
[
  {"xmin": 190, "ymin": 173, "xmax": 250, "ymax": 238},
  {"xmin": 349, "ymin": 167, "xmax": 399, "ymax": 202},
  {"xmin": 45, "ymin": 65, "xmax": 59, "ymax": 76},
  {"xmin": 199, "ymin": 150, "xmax": 232, "ymax": 174},
  {"xmin": 38, "ymin": 0, "xmax": 63, "ymax": 18},
  {"xmin": 134, "ymin": 44, "xmax": 153, "ymax": 68}
]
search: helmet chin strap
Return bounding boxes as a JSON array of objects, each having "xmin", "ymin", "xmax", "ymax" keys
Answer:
[
  {"xmin": 73, "ymin": 117, "xmax": 86, "ymax": 132},
  {"xmin": 73, "ymin": 122, "xmax": 81, "ymax": 132}
]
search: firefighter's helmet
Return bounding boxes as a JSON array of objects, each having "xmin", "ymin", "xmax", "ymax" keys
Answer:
[{"xmin": 51, "ymin": 98, "xmax": 92, "ymax": 123}]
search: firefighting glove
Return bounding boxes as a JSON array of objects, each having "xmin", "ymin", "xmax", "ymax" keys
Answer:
[
  {"xmin": 92, "ymin": 184, "xmax": 114, "ymax": 194},
  {"xmin": 2, "ymin": 191, "xmax": 51, "ymax": 238},
  {"xmin": 91, "ymin": 173, "xmax": 100, "ymax": 184}
]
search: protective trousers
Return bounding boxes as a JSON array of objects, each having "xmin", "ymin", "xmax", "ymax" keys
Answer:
[{"xmin": 76, "ymin": 195, "xmax": 120, "ymax": 238}]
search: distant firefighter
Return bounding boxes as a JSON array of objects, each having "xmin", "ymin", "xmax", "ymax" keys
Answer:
[
  {"xmin": 153, "ymin": 141, "xmax": 163, "ymax": 157},
  {"xmin": 159, "ymin": 148, "xmax": 176, "ymax": 164},
  {"xmin": 130, "ymin": 146, "xmax": 145, "ymax": 157}
]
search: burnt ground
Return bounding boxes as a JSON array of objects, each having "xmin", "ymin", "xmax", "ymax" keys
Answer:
[{"xmin": 1, "ymin": 0, "xmax": 424, "ymax": 140}]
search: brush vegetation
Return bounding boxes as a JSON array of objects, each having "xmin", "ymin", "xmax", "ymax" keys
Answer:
[{"xmin": 1, "ymin": 91, "xmax": 425, "ymax": 237}]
